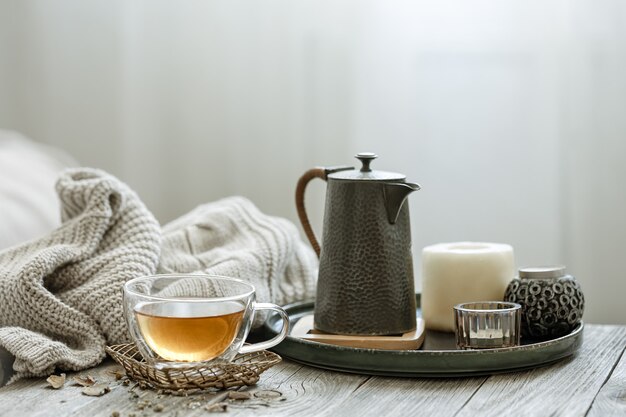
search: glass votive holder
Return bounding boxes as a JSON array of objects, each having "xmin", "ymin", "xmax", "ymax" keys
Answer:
[{"xmin": 454, "ymin": 301, "xmax": 521, "ymax": 349}]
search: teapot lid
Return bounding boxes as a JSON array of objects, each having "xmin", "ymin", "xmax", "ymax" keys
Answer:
[{"xmin": 328, "ymin": 152, "xmax": 406, "ymax": 181}]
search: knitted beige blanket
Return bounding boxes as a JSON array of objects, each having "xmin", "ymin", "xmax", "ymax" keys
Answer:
[{"xmin": 0, "ymin": 169, "xmax": 317, "ymax": 380}]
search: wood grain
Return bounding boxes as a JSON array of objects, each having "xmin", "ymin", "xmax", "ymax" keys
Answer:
[
  {"xmin": 0, "ymin": 361, "xmax": 131, "ymax": 417},
  {"xmin": 318, "ymin": 376, "xmax": 487, "ymax": 417},
  {"xmin": 587, "ymin": 344, "xmax": 626, "ymax": 417},
  {"xmin": 0, "ymin": 360, "xmax": 370, "ymax": 417},
  {"xmin": 226, "ymin": 361, "xmax": 370, "ymax": 417},
  {"xmin": 455, "ymin": 325, "xmax": 626, "ymax": 417},
  {"xmin": 0, "ymin": 324, "xmax": 624, "ymax": 417}
]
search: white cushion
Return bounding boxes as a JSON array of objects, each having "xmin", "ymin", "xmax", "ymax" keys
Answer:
[{"xmin": 0, "ymin": 130, "xmax": 76, "ymax": 251}]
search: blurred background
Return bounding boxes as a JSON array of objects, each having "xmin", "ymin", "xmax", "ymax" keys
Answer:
[{"xmin": 0, "ymin": 0, "xmax": 624, "ymax": 323}]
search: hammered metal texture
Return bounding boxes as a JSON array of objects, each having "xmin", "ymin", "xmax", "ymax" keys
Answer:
[
  {"xmin": 314, "ymin": 180, "xmax": 417, "ymax": 335},
  {"xmin": 504, "ymin": 275, "xmax": 584, "ymax": 339}
]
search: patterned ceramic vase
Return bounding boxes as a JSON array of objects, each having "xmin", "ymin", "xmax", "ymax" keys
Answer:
[{"xmin": 504, "ymin": 266, "xmax": 584, "ymax": 339}]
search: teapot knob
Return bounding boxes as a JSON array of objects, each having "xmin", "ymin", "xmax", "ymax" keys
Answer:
[{"xmin": 355, "ymin": 152, "xmax": 378, "ymax": 172}]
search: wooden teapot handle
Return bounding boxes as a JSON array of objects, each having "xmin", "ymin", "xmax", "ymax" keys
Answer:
[{"xmin": 295, "ymin": 166, "xmax": 352, "ymax": 258}]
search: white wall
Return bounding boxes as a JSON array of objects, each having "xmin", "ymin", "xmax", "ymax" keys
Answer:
[{"xmin": 0, "ymin": 0, "xmax": 624, "ymax": 324}]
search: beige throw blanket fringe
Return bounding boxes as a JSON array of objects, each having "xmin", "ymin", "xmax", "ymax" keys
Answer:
[{"xmin": 0, "ymin": 168, "xmax": 317, "ymax": 381}]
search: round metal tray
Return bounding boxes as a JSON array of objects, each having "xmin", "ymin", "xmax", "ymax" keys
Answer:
[{"xmin": 262, "ymin": 295, "xmax": 583, "ymax": 377}]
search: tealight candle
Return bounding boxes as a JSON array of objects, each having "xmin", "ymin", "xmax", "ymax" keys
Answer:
[
  {"xmin": 454, "ymin": 301, "xmax": 521, "ymax": 349},
  {"xmin": 421, "ymin": 242, "xmax": 515, "ymax": 332}
]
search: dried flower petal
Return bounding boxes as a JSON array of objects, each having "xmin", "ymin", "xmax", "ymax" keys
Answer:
[
  {"xmin": 106, "ymin": 368, "xmax": 125, "ymax": 380},
  {"xmin": 205, "ymin": 402, "xmax": 228, "ymax": 413},
  {"xmin": 254, "ymin": 390, "xmax": 282, "ymax": 399},
  {"xmin": 73, "ymin": 375, "xmax": 96, "ymax": 387},
  {"xmin": 228, "ymin": 391, "xmax": 251, "ymax": 400},
  {"xmin": 46, "ymin": 373, "xmax": 66, "ymax": 389},
  {"xmin": 82, "ymin": 383, "xmax": 111, "ymax": 397}
]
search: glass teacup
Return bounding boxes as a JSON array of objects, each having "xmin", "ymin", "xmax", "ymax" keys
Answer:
[{"xmin": 123, "ymin": 274, "xmax": 289, "ymax": 368}]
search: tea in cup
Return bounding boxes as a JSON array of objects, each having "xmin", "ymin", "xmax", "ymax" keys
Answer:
[{"xmin": 123, "ymin": 274, "xmax": 289, "ymax": 367}]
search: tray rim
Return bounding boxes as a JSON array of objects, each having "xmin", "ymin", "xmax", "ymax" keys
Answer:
[{"xmin": 263, "ymin": 296, "xmax": 584, "ymax": 377}]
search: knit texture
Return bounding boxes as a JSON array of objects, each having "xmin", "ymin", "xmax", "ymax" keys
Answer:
[
  {"xmin": 157, "ymin": 197, "xmax": 318, "ymax": 325},
  {"xmin": 0, "ymin": 168, "xmax": 161, "ymax": 379},
  {"xmin": 0, "ymin": 169, "xmax": 317, "ymax": 381}
]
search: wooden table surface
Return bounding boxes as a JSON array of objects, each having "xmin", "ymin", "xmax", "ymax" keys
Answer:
[{"xmin": 0, "ymin": 324, "xmax": 624, "ymax": 417}]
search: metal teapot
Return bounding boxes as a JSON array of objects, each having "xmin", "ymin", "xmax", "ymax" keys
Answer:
[{"xmin": 296, "ymin": 152, "xmax": 420, "ymax": 335}]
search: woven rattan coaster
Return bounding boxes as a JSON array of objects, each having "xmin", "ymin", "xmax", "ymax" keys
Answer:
[{"xmin": 105, "ymin": 344, "xmax": 281, "ymax": 392}]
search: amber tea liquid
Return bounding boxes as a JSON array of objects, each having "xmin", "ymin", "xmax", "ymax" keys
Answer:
[{"xmin": 135, "ymin": 301, "xmax": 245, "ymax": 362}]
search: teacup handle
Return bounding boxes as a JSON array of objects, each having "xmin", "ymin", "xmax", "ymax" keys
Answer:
[{"xmin": 239, "ymin": 303, "xmax": 290, "ymax": 354}]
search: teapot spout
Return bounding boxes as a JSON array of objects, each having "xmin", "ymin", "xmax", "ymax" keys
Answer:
[{"xmin": 383, "ymin": 182, "xmax": 421, "ymax": 224}]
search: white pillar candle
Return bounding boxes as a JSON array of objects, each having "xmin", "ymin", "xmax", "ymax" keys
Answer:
[{"xmin": 421, "ymin": 242, "xmax": 515, "ymax": 332}]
